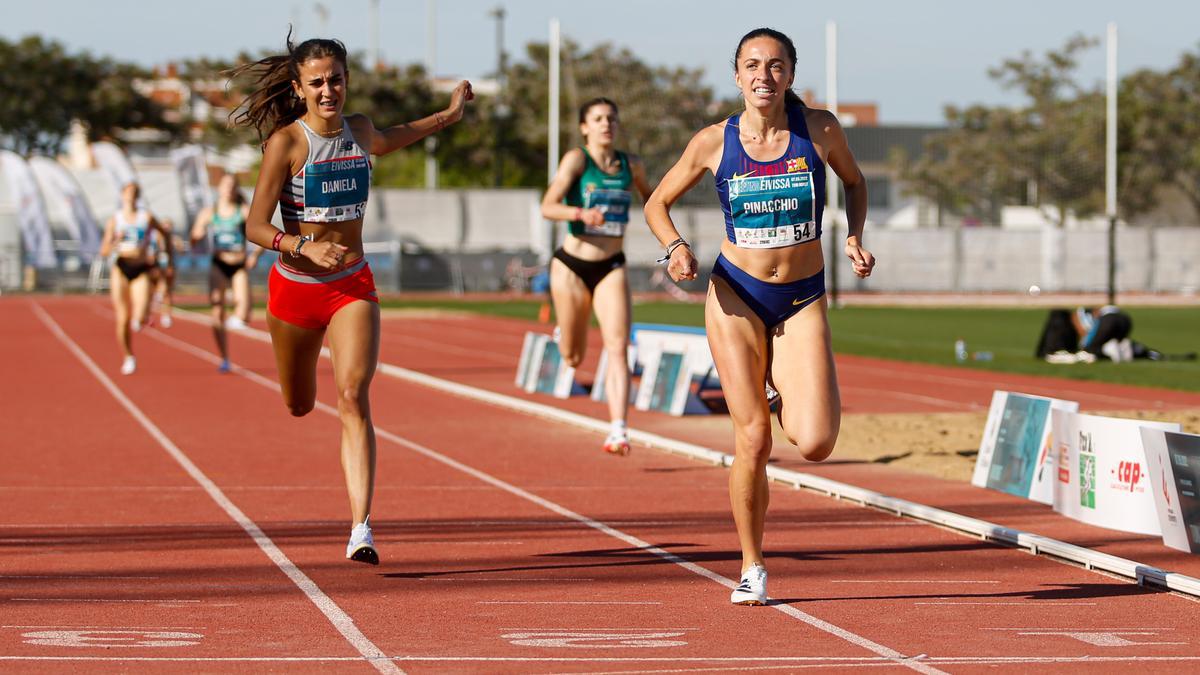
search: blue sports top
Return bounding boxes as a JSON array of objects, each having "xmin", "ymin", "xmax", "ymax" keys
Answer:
[
  {"xmin": 279, "ymin": 119, "xmax": 372, "ymax": 223},
  {"xmin": 114, "ymin": 209, "xmax": 150, "ymax": 255},
  {"xmin": 714, "ymin": 105, "xmax": 826, "ymax": 249}
]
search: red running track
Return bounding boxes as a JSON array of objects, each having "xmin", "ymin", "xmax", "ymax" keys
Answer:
[{"xmin": 2, "ymin": 296, "xmax": 1199, "ymax": 673}]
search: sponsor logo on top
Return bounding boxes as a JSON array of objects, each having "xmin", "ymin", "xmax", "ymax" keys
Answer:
[
  {"xmin": 1079, "ymin": 431, "xmax": 1096, "ymax": 509},
  {"xmin": 786, "ymin": 157, "xmax": 808, "ymax": 173},
  {"xmin": 1057, "ymin": 441, "xmax": 1071, "ymax": 484}
]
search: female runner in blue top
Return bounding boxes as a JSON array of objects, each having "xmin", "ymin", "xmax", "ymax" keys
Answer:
[
  {"xmin": 190, "ymin": 174, "xmax": 261, "ymax": 372},
  {"xmin": 541, "ymin": 98, "xmax": 654, "ymax": 455},
  {"xmin": 234, "ymin": 31, "xmax": 473, "ymax": 564},
  {"xmin": 645, "ymin": 28, "xmax": 875, "ymax": 605}
]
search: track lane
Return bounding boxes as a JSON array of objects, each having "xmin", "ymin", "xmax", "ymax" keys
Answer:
[{"xmin": 15, "ymin": 297, "xmax": 1200, "ymax": 673}]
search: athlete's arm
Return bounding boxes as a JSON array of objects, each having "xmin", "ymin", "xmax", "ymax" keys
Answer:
[
  {"xmin": 540, "ymin": 149, "xmax": 601, "ymax": 225},
  {"xmin": 99, "ymin": 216, "xmax": 116, "ymax": 258},
  {"xmin": 190, "ymin": 206, "xmax": 213, "ymax": 247},
  {"xmin": 366, "ymin": 80, "xmax": 474, "ymax": 156},
  {"xmin": 644, "ymin": 125, "xmax": 723, "ymax": 281},
  {"xmin": 150, "ymin": 217, "xmax": 175, "ymax": 268},
  {"xmin": 629, "ymin": 155, "xmax": 654, "ymax": 204},
  {"xmin": 814, "ymin": 109, "xmax": 875, "ymax": 279},
  {"xmin": 242, "ymin": 205, "xmax": 261, "ymax": 269}
]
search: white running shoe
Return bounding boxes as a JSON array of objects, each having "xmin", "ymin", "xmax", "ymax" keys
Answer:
[
  {"xmin": 730, "ymin": 564, "xmax": 768, "ymax": 605},
  {"xmin": 160, "ymin": 314, "xmax": 173, "ymax": 329},
  {"xmin": 346, "ymin": 519, "xmax": 379, "ymax": 565},
  {"xmin": 120, "ymin": 356, "xmax": 137, "ymax": 376},
  {"xmin": 225, "ymin": 316, "xmax": 248, "ymax": 330},
  {"xmin": 130, "ymin": 319, "xmax": 142, "ymax": 332},
  {"xmin": 602, "ymin": 430, "xmax": 631, "ymax": 456}
]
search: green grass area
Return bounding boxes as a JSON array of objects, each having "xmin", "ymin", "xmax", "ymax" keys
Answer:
[{"xmin": 373, "ymin": 298, "xmax": 1200, "ymax": 394}]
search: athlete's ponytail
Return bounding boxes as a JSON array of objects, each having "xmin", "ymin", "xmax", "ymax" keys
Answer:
[
  {"xmin": 733, "ymin": 28, "xmax": 805, "ymax": 108},
  {"xmin": 228, "ymin": 28, "xmax": 349, "ymax": 145}
]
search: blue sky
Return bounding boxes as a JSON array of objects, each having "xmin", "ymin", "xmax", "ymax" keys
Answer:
[{"xmin": 6, "ymin": 0, "xmax": 1197, "ymax": 124}]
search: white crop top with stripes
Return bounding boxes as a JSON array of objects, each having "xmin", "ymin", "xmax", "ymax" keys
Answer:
[
  {"xmin": 279, "ymin": 119, "xmax": 372, "ymax": 223},
  {"xmin": 114, "ymin": 209, "xmax": 150, "ymax": 255}
]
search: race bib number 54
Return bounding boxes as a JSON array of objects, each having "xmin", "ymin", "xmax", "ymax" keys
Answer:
[{"xmin": 728, "ymin": 172, "xmax": 816, "ymax": 249}]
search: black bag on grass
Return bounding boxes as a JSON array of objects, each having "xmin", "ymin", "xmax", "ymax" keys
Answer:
[{"xmin": 1035, "ymin": 309, "xmax": 1077, "ymax": 358}]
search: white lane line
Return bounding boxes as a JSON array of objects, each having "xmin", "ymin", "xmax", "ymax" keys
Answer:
[
  {"xmin": 830, "ymin": 580, "xmax": 999, "ymax": 584},
  {"xmin": 915, "ymin": 602, "xmax": 1096, "ymax": 606},
  {"xmin": 31, "ymin": 302, "xmax": 403, "ymax": 675},
  {"xmin": 8, "ymin": 595, "xmax": 199, "ymax": 600},
  {"xmin": 840, "ymin": 385, "xmax": 979, "ymax": 412},
  {"xmin": 418, "ymin": 578, "xmax": 596, "ymax": 582},
  {"xmin": 0, "ymin": 575, "xmax": 160, "ymax": 580},
  {"xmin": 3, "ymin": 655, "xmax": 1200, "ymax": 664},
  {"xmin": 146, "ymin": 317, "xmax": 945, "ymax": 675},
  {"xmin": 479, "ymin": 601, "xmax": 664, "ymax": 605},
  {"xmin": 3, "ymin": 625, "xmax": 206, "ymax": 630}
]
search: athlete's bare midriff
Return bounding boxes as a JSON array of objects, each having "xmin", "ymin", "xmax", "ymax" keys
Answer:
[
  {"xmin": 278, "ymin": 217, "xmax": 365, "ymax": 273},
  {"xmin": 561, "ymin": 232, "xmax": 624, "ymax": 261}
]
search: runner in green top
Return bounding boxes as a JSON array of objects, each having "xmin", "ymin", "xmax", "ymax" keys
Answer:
[{"xmin": 541, "ymin": 97, "xmax": 655, "ymax": 455}]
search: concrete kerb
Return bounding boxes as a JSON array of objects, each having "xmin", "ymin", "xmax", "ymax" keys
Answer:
[{"xmin": 175, "ymin": 308, "xmax": 1200, "ymax": 599}]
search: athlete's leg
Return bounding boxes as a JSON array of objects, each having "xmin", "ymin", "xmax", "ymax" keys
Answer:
[
  {"xmin": 109, "ymin": 267, "xmax": 133, "ymax": 357},
  {"xmin": 159, "ymin": 266, "xmax": 175, "ymax": 324},
  {"xmin": 706, "ymin": 277, "xmax": 772, "ymax": 572},
  {"xmin": 549, "ymin": 257, "xmax": 592, "ymax": 367},
  {"xmin": 209, "ymin": 266, "xmax": 229, "ymax": 362},
  {"xmin": 591, "ymin": 266, "xmax": 632, "ymax": 423},
  {"xmin": 266, "ymin": 311, "xmax": 325, "ymax": 417},
  {"xmin": 770, "ymin": 297, "xmax": 839, "ymax": 462},
  {"xmin": 326, "ymin": 300, "xmax": 380, "ymax": 526},
  {"xmin": 130, "ymin": 271, "xmax": 154, "ymax": 329},
  {"xmin": 232, "ymin": 267, "xmax": 253, "ymax": 323}
]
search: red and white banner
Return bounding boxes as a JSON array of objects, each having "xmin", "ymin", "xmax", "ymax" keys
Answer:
[
  {"xmin": 0, "ymin": 150, "xmax": 57, "ymax": 269},
  {"xmin": 1051, "ymin": 411, "xmax": 1178, "ymax": 536},
  {"xmin": 29, "ymin": 156, "xmax": 101, "ymax": 263}
]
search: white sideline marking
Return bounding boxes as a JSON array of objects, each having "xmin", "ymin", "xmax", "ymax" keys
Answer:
[
  {"xmin": 146, "ymin": 317, "xmax": 944, "ymax": 674},
  {"xmin": 8, "ymin": 598, "xmax": 199, "ymax": 604},
  {"xmin": 916, "ymin": 602, "xmax": 1096, "ymax": 606},
  {"xmin": 480, "ymin": 601, "xmax": 663, "ymax": 605},
  {"xmin": 31, "ymin": 303, "xmax": 403, "ymax": 675},
  {"xmin": 831, "ymin": 580, "xmax": 999, "ymax": 584},
  {"xmin": 0, "ymin": 575, "xmax": 160, "ymax": 580},
  {"xmin": 2, "ymin": 655, "xmax": 1200, "ymax": 665}
]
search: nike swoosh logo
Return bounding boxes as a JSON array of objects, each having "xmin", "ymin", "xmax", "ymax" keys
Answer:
[
  {"xmin": 792, "ymin": 292, "xmax": 821, "ymax": 306},
  {"xmin": 730, "ymin": 171, "xmax": 757, "ymax": 181}
]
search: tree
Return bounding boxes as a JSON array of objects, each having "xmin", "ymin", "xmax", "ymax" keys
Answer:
[
  {"xmin": 0, "ymin": 35, "xmax": 176, "ymax": 155},
  {"xmin": 899, "ymin": 36, "xmax": 1123, "ymax": 226},
  {"xmin": 1120, "ymin": 49, "xmax": 1200, "ymax": 219}
]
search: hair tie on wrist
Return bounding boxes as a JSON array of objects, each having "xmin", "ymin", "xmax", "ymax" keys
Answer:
[{"xmin": 271, "ymin": 231, "xmax": 285, "ymax": 251}]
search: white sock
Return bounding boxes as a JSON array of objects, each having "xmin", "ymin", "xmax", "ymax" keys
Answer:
[{"xmin": 610, "ymin": 419, "xmax": 627, "ymax": 437}]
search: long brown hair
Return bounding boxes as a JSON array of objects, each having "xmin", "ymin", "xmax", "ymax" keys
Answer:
[{"xmin": 229, "ymin": 28, "xmax": 349, "ymax": 144}]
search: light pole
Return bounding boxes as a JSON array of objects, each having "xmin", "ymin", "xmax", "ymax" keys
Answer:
[{"xmin": 489, "ymin": 5, "xmax": 509, "ymax": 187}]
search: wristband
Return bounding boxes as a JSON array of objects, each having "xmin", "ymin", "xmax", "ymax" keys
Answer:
[
  {"xmin": 573, "ymin": 207, "xmax": 582, "ymax": 221},
  {"xmin": 289, "ymin": 234, "xmax": 312, "ymax": 259},
  {"xmin": 656, "ymin": 238, "xmax": 689, "ymax": 265},
  {"xmin": 271, "ymin": 231, "xmax": 285, "ymax": 251}
]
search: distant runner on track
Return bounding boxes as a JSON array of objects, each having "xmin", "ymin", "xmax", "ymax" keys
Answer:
[
  {"xmin": 645, "ymin": 27, "xmax": 875, "ymax": 605},
  {"xmin": 541, "ymin": 98, "xmax": 654, "ymax": 456},
  {"xmin": 98, "ymin": 182, "xmax": 175, "ymax": 376},
  {"xmin": 190, "ymin": 174, "xmax": 261, "ymax": 373},
  {"xmin": 232, "ymin": 29, "xmax": 473, "ymax": 565}
]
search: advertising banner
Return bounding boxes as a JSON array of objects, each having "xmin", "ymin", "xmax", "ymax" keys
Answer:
[
  {"xmin": 29, "ymin": 156, "xmax": 101, "ymax": 263},
  {"xmin": 90, "ymin": 141, "xmax": 138, "ymax": 204},
  {"xmin": 0, "ymin": 150, "xmax": 57, "ymax": 268},
  {"xmin": 169, "ymin": 145, "xmax": 212, "ymax": 231},
  {"xmin": 1141, "ymin": 428, "xmax": 1200, "ymax": 553},
  {"xmin": 972, "ymin": 391, "xmax": 1079, "ymax": 504},
  {"xmin": 1051, "ymin": 411, "xmax": 1178, "ymax": 536}
]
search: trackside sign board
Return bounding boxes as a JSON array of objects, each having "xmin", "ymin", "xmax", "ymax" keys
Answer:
[
  {"xmin": 972, "ymin": 391, "xmax": 1079, "ymax": 504},
  {"xmin": 1051, "ymin": 411, "xmax": 1177, "ymax": 536}
]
